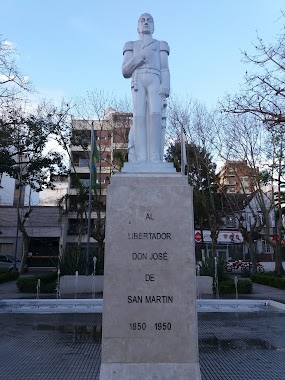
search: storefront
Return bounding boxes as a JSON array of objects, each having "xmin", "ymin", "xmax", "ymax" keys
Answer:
[{"xmin": 195, "ymin": 230, "xmax": 244, "ymax": 261}]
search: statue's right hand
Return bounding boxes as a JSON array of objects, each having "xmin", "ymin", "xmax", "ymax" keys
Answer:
[
  {"xmin": 133, "ymin": 54, "xmax": 146, "ymax": 70},
  {"xmin": 137, "ymin": 52, "xmax": 146, "ymax": 64}
]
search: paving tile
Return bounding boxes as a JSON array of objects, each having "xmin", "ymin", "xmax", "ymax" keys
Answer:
[{"xmin": 0, "ymin": 311, "xmax": 284, "ymax": 379}]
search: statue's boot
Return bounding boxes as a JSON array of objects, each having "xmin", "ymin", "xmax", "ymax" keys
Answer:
[
  {"xmin": 149, "ymin": 113, "xmax": 162, "ymax": 162},
  {"xmin": 133, "ymin": 116, "xmax": 147, "ymax": 162}
]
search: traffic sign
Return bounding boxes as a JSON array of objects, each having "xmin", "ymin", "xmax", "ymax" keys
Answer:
[{"xmin": 195, "ymin": 231, "xmax": 202, "ymax": 243}]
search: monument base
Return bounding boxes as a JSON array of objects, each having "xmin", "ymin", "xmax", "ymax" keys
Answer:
[
  {"xmin": 100, "ymin": 173, "xmax": 201, "ymax": 380},
  {"xmin": 100, "ymin": 363, "xmax": 201, "ymax": 380},
  {"xmin": 121, "ymin": 161, "xmax": 176, "ymax": 173}
]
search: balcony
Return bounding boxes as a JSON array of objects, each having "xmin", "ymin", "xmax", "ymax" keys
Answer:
[
  {"xmin": 68, "ymin": 188, "xmax": 107, "ymax": 196},
  {"xmin": 68, "ymin": 211, "xmax": 106, "ymax": 219}
]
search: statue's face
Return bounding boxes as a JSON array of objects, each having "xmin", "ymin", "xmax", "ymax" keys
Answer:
[{"xmin": 137, "ymin": 13, "xmax": 154, "ymax": 35}]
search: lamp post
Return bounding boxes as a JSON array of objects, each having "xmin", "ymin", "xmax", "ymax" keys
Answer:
[
  {"xmin": 86, "ymin": 122, "xmax": 95, "ymax": 275},
  {"xmin": 13, "ymin": 184, "xmax": 23, "ymax": 271}
]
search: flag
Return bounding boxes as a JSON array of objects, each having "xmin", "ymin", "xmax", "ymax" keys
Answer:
[{"xmin": 92, "ymin": 130, "xmax": 99, "ymax": 188}]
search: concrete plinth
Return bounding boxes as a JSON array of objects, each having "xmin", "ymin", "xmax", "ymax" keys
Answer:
[
  {"xmin": 100, "ymin": 173, "xmax": 201, "ymax": 380},
  {"xmin": 100, "ymin": 363, "xmax": 201, "ymax": 380},
  {"xmin": 59, "ymin": 275, "xmax": 103, "ymax": 294}
]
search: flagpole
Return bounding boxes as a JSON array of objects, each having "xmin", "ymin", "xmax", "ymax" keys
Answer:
[
  {"xmin": 86, "ymin": 121, "xmax": 94, "ymax": 275},
  {"xmin": 180, "ymin": 124, "xmax": 183, "ymax": 174},
  {"xmin": 180, "ymin": 125, "xmax": 187, "ymax": 175}
]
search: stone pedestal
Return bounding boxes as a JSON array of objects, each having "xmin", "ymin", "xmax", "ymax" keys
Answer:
[{"xmin": 99, "ymin": 173, "xmax": 201, "ymax": 380}]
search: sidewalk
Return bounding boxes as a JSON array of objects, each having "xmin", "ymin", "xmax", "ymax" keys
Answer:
[{"xmin": 244, "ymin": 282, "xmax": 285, "ymax": 304}]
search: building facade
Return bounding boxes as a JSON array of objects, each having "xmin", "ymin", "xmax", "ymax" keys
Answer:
[
  {"xmin": 195, "ymin": 191, "xmax": 275, "ymax": 262},
  {"xmin": 62, "ymin": 111, "xmax": 131, "ymax": 251},
  {"xmin": 0, "ymin": 172, "xmax": 64, "ymax": 266},
  {"xmin": 0, "ymin": 206, "xmax": 62, "ymax": 267},
  {"xmin": 219, "ymin": 160, "xmax": 258, "ymax": 194}
]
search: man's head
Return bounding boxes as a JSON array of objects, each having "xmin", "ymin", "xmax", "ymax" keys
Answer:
[{"xmin": 137, "ymin": 13, "xmax": 154, "ymax": 36}]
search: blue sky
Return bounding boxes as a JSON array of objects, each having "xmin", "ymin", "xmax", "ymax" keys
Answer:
[{"xmin": 2, "ymin": 1, "xmax": 284, "ymax": 108}]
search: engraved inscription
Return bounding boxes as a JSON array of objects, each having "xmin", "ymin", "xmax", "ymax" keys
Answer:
[
  {"xmin": 132, "ymin": 252, "xmax": 168, "ymax": 260},
  {"xmin": 145, "ymin": 295, "xmax": 173, "ymax": 303},
  {"xmin": 128, "ymin": 295, "xmax": 173, "ymax": 304},
  {"xmin": 128, "ymin": 232, "xmax": 171, "ymax": 240},
  {"xmin": 127, "ymin": 211, "xmax": 174, "ymax": 336},
  {"xmin": 129, "ymin": 322, "xmax": 172, "ymax": 331},
  {"xmin": 128, "ymin": 296, "xmax": 143, "ymax": 303}
]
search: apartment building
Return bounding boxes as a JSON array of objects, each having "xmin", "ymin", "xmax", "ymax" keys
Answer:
[
  {"xmin": 63, "ymin": 111, "xmax": 131, "ymax": 250},
  {"xmin": 219, "ymin": 160, "xmax": 258, "ymax": 194}
]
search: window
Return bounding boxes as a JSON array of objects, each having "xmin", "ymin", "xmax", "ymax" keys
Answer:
[
  {"xmin": 0, "ymin": 243, "xmax": 13, "ymax": 255},
  {"xmin": 68, "ymin": 220, "xmax": 87, "ymax": 235},
  {"xmin": 79, "ymin": 158, "xmax": 89, "ymax": 167},
  {"xmin": 241, "ymin": 177, "xmax": 249, "ymax": 186},
  {"xmin": 80, "ymin": 179, "xmax": 89, "ymax": 187},
  {"xmin": 226, "ymin": 216, "xmax": 235, "ymax": 228},
  {"xmin": 96, "ymin": 179, "xmax": 105, "ymax": 184},
  {"xmin": 262, "ymin": 240, "xmax": 272, "ymax": 253},
  {"xmin": 97, "ymin": 135, "xmax": 107, "ymax": 141}
]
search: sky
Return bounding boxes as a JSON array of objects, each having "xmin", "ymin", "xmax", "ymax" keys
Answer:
[{"xmin": 1, "ymin": 0, "xmax": 285, "ymax": 109}]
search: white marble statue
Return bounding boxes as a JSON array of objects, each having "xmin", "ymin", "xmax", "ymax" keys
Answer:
[{"xmin": 122, "ymin": 13, "xmax": 170, "ymax": 163}]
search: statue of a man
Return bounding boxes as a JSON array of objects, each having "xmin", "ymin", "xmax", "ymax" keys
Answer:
[{"xmin": 122, "ymin": 13, "xmax": 170, "ymax": 163}]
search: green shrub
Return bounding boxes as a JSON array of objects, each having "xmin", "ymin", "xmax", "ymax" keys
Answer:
[
  {"xmin": 219, "ymin": 279, "xmax": 252, "ymax": 294},
  {"xmin": 199, "ymin": 256, "xmax": 227, "ymax": 281},
  {"xmin": 0, "ymin": 271, "xmax": 20, "ymax": 284},
  {"xmin": 58, "ymin": 248, "xmax": 103, "ymax": 275},
  {"xmin": 257, "ymin": 271, "xmax": 282, "ymax": 278},
  {"xmin": 58, "ymin": 248, "xmax": 86, "ymax": 275},
  {"xmin": 238, "ymin": 279, "xmax": 253, "ymax": 294},
  {"xmin": 17, "ymin": 271, "xmax": 58, "ymax": 293},
  {"xmin": 219, "ymin": 279, "xmax": 235, "ymax": 294},
  {"xmin": 17, "ymin": 277, "xmax": 37, "ymax": 293},
  {"xmin": 251, "ymin": 273, "xmax": 285, "ymax": 290}
]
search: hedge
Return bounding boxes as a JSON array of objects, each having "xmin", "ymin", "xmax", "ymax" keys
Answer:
[
  {"xmin": 0, "ymin": 271, "xmax": 20, "ymax": 284},
  {"xmin": 219, "ymin": 279, "xmax": 253, "ymax": 294},
  {"xmin": 251, "ymin": 273, "xmax": 285, "ymax": 290},
  {"xmin": 17, "ymin": 271, "xmax": 58, "ymax": 293}
]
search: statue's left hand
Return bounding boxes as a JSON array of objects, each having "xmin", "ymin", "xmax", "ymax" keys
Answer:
[{"xmin": 159, "ymin": 86, "xmax": 170, "ymax": 98}]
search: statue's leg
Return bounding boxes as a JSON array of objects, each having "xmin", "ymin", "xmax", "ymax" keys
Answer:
[
  {"xmin": 148, "ymin": 76, "xmax": 162, "ymax": 162},
  {"xmin": 149, "ymin": 113, "xmax": 162, "ymax": 162},
  {"xmin": 161, "ymin": 97, "xmax": 167, "ymax": 160},
  {"xmin": 134, "ymin": 115, "xmax": 147, "ymax": 162},
  {"xmin": 132, "ymin": 81, "xmax": 147, "ymax": 162}
]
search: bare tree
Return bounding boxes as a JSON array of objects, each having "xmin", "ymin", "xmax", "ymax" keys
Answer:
[
  {"xmin": 218, "ymin": 112, "xmax": 285, "ymax": 274},
  {"xmin": 219, "ymin": 12, "xmax": 285, "ymax": 274},
  {"xmin": 166, "ymin": 95, "xmax": 223, "ymax": 257},
  {"xmin": 221, "ymin": 12, "xmax": 285, "ymax": 128},
  {"xmin": 0, "ymin": 36, "xmax": 33, "ymax": 106}
]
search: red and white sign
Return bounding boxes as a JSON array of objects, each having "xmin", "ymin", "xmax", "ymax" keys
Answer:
[
  {"xmin": 194, "ymin": 230, "xmax": 243, "ymax": 244},
  {"xmin": 194, "ymin": 231, "xmax": 202, "ymax": 243},
  {"xmin": 272, "ymin": 234, "xmax": 285, "ymax": 244}
]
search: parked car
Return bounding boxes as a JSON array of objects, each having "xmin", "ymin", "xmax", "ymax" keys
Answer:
[{"xmin": 0, "ymin": 254, "xmax": 29, "ymax": 273}]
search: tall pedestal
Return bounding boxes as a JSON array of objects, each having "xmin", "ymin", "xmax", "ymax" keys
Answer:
[{"xmin": 100, "ymin": 173, "xmax": 201, "ymax": 380}]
